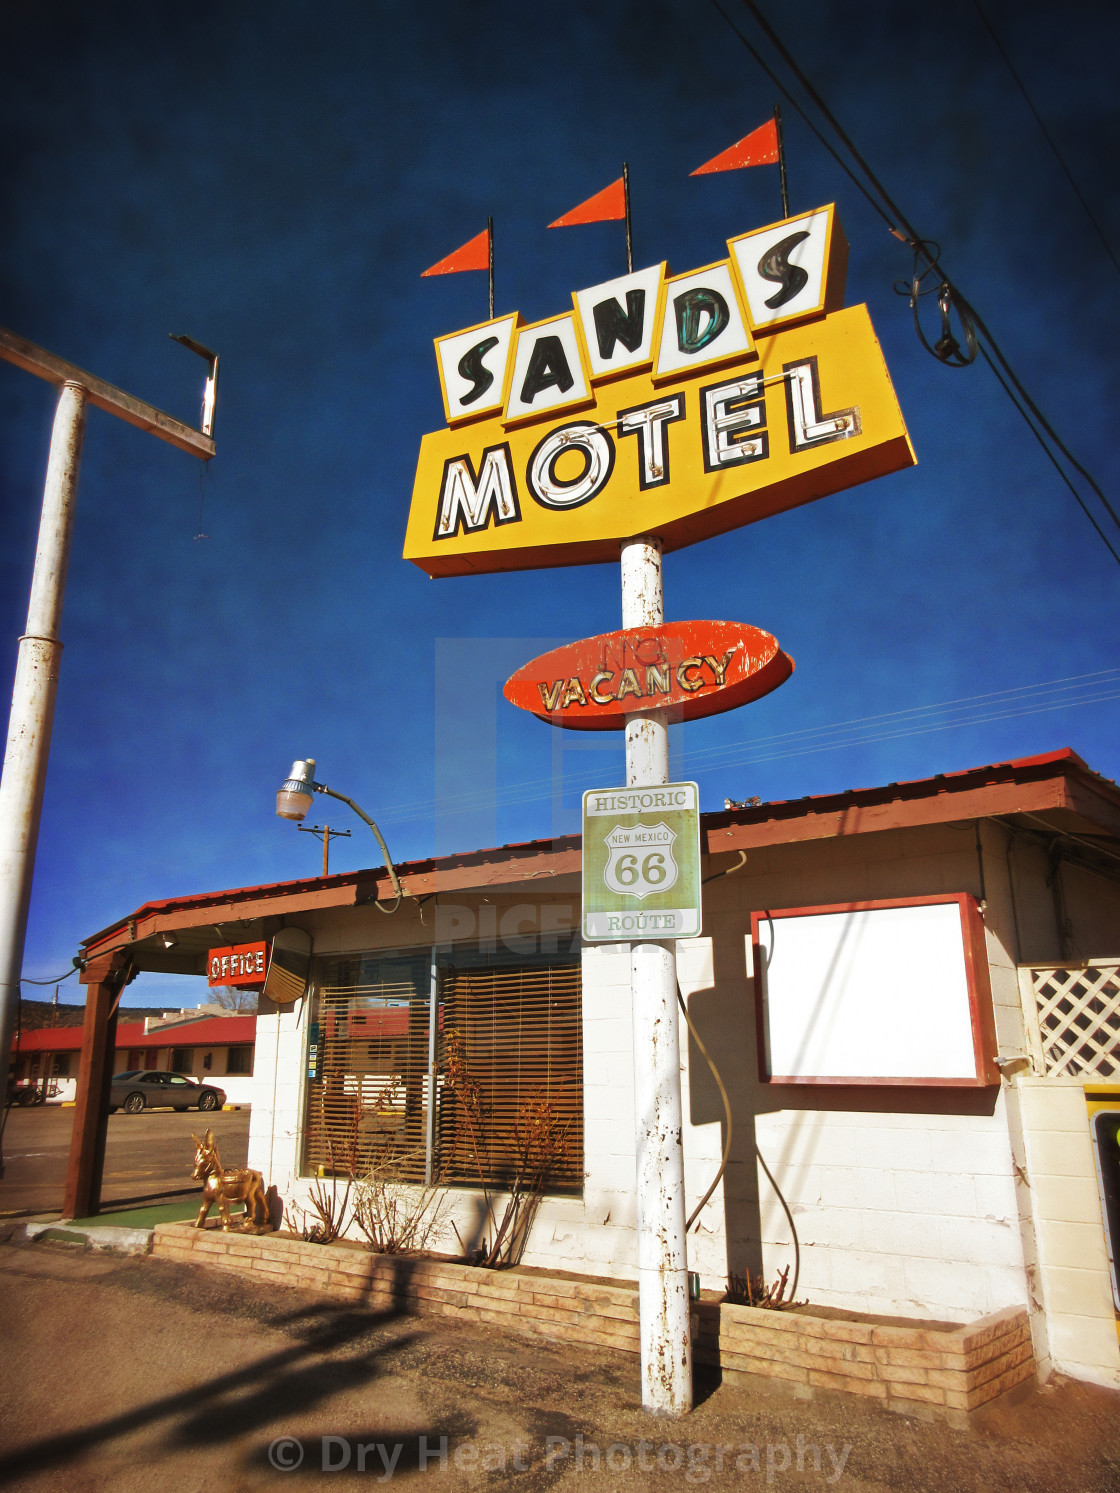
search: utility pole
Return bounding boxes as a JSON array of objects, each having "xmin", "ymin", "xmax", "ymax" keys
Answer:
[
  {"xmin": 0, "ymin": 328, "xmax": 216, "ymax": 1167},
  {"xmin": 297, "ymin": 823, "xmax": 352, "ymax": 877}
]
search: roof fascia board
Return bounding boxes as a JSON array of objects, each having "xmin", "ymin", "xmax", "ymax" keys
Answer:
[
  {"xmin": 394, "ymin": 850, "xmax": 582, "ymax": 898},
  {"xmin": 703, "ymin": 775, "xmax": 1071, "ymax": 854},
  {"xmin": 1060, "ymin": 775, "xmax": 1120, "ymax": 839}
]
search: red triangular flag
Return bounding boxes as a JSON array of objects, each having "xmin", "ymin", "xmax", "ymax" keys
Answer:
[
  {"xmin": 549, "ymin": 178, "xmax": 626, "ymax": 228},
  {"xmin": 421, "ymin": 228, "xmax": 489, "ymax": 277},
  {"xmin": 691, "ymin": 118, "xmax": 780, "ymax": 175}
]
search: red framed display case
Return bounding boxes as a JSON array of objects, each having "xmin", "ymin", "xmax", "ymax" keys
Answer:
[{"xmin": 751, "ymin": 893, "xmax": 998, "ymax": 1087}]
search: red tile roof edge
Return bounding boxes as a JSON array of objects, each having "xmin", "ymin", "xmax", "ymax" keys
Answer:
[{"xmin": 79, "ymin": 748, "xmax": 1116, "ymax": 952}]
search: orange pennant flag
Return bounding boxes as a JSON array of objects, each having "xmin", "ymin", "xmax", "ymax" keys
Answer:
[
  {"xmin": 549, "ymin": 177, "xmax": 626, "ymax": 228},
  {"xmin": 421, "ymin": 228, "xmax": 490, "ymax": 277},
  {"xmin": 691, "ymin": 118, "xmax": 780, "ymax": 175}
]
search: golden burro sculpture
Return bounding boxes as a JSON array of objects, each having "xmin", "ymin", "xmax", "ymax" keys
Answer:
[{"xmin": 191, "ymin": 1129, "xmax": 272, "ymax": 1232}]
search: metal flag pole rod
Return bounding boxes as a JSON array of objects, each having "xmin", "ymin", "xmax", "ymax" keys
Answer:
[
  {"xmin": 487, "ymin": 216, "xmax": 495, "ymax": 321},
  {"xmin": 774, "ymin": 103, "xmax": 789, "ymax": 219},
  {"xmin": 623, "ymin": 162, "xmax": 634, "ymax": 274},
  {"xmin": 620, "ymin": 534, "xmax": 692, "ymax": 1417}
]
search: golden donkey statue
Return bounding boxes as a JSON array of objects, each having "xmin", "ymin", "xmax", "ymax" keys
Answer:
[{"xmin": 191, "ymin": 1130, "xmax": 272, "ymax": 1232}]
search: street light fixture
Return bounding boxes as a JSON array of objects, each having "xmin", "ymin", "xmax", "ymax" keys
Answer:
[{"xmin": 276, "ymin": 759, "xmax": 403, "ymax": 913}]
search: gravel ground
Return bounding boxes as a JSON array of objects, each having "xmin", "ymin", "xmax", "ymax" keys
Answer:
[{"xmin": 0, "ymin": 1235, "xmax": 1117, "ymax": 1493}]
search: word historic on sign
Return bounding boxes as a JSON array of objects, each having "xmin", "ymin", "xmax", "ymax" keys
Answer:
[
  {"xmin": 208, "ymin": 942, "xmax": 268, "ymax": 988},
  {"xmin": 405, "ymin": 205, "xmax": 914, "ymax": 578},
  {"xmin": 504, "ymin": 620, "xmax": 793, "ymax": 729}
]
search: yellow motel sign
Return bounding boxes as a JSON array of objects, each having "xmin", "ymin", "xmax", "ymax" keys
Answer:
[{"xmin": 404, "ymin": 205, "xmax": 915, "ymax": 577}]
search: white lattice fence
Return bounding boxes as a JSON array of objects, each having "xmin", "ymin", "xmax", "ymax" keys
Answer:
[{"xmin": 1019, "ymin": 964, "xmax": 1120, "ymax": 1079}]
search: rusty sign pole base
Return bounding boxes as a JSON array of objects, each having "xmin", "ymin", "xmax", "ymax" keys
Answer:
[{"xmin": 621, "ymin": 535, "xmax": 693, "ymax": 1416}]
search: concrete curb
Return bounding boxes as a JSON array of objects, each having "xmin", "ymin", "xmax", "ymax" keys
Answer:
[{"xmin": 23, "ymin": 1220, "xmax": 153, "ymax": 1254}]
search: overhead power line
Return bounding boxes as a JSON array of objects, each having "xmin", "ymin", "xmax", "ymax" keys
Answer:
[
  {"xmin": 375, "ymin": 668, "xmax": 1120, "ymax": 828},
  {"xmin": 706, "ymin": 0, "xmax": 1120, "ymax": 567},
  {"xmin": 972, "ymin": 0, "xmax": 1120, "ymax": 283}
]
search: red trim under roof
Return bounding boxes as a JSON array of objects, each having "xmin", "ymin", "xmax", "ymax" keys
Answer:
[{"xmin": 79, "ymin": 749, "xmax": 1118, "ymax": 954}]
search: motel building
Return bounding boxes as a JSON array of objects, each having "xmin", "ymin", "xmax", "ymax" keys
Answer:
[
  {"xmin": 9, "ymin": 1010, "xmax": 256, "ymax": 1107},
  {"xmin": 64, "ymin": 748, "xmax": 1120, "ymax": 1408}
]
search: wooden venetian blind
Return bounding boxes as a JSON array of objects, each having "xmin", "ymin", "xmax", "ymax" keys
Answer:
[
  {"xmin": 305, "ymin": 963, "xmax": 431, "ymax": 1181},
  {"xmin": 436, "ymin": 961, "xmax": 583, "ymax": 1193}
]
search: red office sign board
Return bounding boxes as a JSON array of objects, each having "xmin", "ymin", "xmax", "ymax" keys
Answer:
[
  {"xmin": 504, "ymin": 621, "xmax": 793, "ymax": 729},
  {"xmin": 208, "ymin": 941, "xmax": 268, "ymax": 987}
]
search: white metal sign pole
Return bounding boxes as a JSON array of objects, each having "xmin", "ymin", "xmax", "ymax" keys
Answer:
[
  {"xmin": 621, "ymin": 534, "xmax": 693, "ymax": 1416},
  {"xmin": 0, "ymin": 383, "xmax": 88, "ymax": 1113}
]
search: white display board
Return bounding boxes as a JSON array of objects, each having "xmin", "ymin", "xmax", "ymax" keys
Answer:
[{"xmin": 757, "ymin": 899, "xmax": 987, "ymax": 1084}]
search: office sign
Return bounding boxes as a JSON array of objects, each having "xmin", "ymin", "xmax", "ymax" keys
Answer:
[
  {"xmin": 208, "ymin": 942, "xmax": 268, "ymax": 987},
  {"xmin": 505, "ymin": 620, "xmax": 792, "ymax": 728},
  {"xmin": 404, "ymin": 205, "xmax": 915, "ymax": 578},
  {"xmin": 583, "ymin": 782, "xmax": 702, "ymax": 940}
]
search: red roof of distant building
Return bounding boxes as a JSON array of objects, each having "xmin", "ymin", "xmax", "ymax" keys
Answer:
[{"xmin": 14, "ymin": 1014, "xmax": 257, "ymax": 1054}]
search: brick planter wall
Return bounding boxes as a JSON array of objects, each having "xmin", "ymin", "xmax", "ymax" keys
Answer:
[
  {"xmin": 693, "ymin": 1299, "xmax": 1035, "ymax": 1426},
  {"xmin": 152, "ymin": 1222, "xmax": 1034, "ymax": 1427}
]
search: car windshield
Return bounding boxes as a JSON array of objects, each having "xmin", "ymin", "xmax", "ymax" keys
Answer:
[{"xmin": 114, "ymin": 1071, "xmax": 143, "ymax": 1081}]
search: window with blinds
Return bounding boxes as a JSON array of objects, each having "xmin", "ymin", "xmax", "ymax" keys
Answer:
[
  {"xmin": 436, "ymin": 961, "xmax": 583, "ymax": 1194},
  {"xmin": 304, "ymin": 952, "xmax": 432, "ymax": 1182},
  {"xmin": 303, "ymin": 947, "xmax": 582, "ymax": 1195}
]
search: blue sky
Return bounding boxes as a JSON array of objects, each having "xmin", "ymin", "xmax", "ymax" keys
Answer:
[{"xmin": 1, "ymin": 1, "xmax": 1117, "ymax": 1007}]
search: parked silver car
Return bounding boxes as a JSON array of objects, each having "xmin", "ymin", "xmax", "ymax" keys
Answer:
[{"xmin": 109, "ymin": 1070, "xmax": 226, "ymax": 1114}]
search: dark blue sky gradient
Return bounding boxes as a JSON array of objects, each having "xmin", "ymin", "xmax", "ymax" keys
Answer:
[{"xmin": 1, "ymin": 1, "xmax": 1117, "ymax": 1006}]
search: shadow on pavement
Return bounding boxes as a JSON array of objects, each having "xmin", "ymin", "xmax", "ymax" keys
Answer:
[{"xmin": 0, "ymin": 1297, "xmax": 421, "ymax": 1482}]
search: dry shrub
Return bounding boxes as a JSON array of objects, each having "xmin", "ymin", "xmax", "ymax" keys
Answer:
[
  {"xmin": 442, "ymin": 1027, "xmax": 571, "ymax": 1268},
  {"xmin": 725, "ymin": 1264, "xmax": 802, "ymax": 1310},
  {"xmin": 352, "ymin": 1149, "xmax": 450, "ymax": 1255},
  {"xmin": 290, "ymin": 1142, "xmax": 352, "ymax": 1244}
]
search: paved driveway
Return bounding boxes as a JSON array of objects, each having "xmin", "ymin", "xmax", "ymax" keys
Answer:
[
  {"xmin": 0, "ymin": 1238, "xmax": 1118, "ymax": 1492},
  {"xmin": 0, "ymin": 1106, "xmax": 250, "ymax": 1218}
]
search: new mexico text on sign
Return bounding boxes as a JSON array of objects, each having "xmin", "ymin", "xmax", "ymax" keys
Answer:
[
  {"xmin": 582, "ymin": 783, "xmax": 702, "ymax": 941},
  {"xmin": 405, "ymin": 205, "xmax": 915, "ymax": 577}
]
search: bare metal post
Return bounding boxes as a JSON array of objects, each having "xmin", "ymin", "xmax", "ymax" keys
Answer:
[
  {"xmin": 621, "ymin": 534, "xmax": 692, "ymax": 1415},
  {"xmin": 0, "ymin": 328, "xmax": 215, "ymax": 1158},
  {"xmin": 0, "ymin": 383, "xmax": 87, "ymax": 1151}
]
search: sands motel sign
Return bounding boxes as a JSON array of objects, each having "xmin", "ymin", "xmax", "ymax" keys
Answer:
[{"xmin": 405, "ymin": 205, "xmax": 914, "ymax": 577}]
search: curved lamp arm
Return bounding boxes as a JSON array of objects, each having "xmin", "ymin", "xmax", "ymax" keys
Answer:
[{"xmin": 315, "ymin": 783, "xmax": 403, "ymax": 914}]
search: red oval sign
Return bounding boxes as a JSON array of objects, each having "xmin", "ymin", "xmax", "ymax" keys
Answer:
[{"xmin": 504, "ymin": 621, "xmax": 793, "ymax": 729}]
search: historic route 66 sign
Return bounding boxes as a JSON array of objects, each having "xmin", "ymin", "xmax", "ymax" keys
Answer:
[
  {"xmin": 583, "ymin": 783, "xmax": 702, "ymax": 941},
  {"xmin": 603, "ymin": 822, "xmax": 679, "ymax": 898}
]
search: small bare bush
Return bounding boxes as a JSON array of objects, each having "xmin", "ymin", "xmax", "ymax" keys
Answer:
[
  {"xmin": 442, "ymin": 1027, "xmax": 571, "ymax": 1268},
  {"xmin": 290, "ymin": 1143, "xmax": 352, "ymax": 1244},
  {"xmin": 352, "ymin": 1149, "xmax": 450, "ymax": 1255},
  {"xmin": 725, "ymin": 1264, "xmax": 802, "ymax": 1310}
]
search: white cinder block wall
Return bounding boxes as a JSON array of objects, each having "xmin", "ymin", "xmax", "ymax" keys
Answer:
[
  {"xmin": 247, "ymin": 821, "xmax": 1119, "ymax": 1369},
  {"xmin": 1009, "ymin": 1078, "xmax": 1120, "ymax": 1388}
]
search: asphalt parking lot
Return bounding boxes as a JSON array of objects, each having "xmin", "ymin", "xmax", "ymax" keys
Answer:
[{"xmin": 0, "ymin": 1105, "xmax": 251, "ymax": 1218}]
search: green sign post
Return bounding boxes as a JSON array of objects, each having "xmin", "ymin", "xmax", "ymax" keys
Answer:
[{"xmin": 582, "ymin": 782, "xmax": 702, "ymax": 941}]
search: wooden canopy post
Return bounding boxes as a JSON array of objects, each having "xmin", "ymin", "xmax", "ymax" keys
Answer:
[{"xmin": 62, "ymin": 951, "xmax": 132, "ymax": 1220}]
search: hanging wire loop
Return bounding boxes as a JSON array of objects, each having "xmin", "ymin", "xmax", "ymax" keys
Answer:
[{"xmin": 894, "ymin": 242, "xmax": 977, "ymax": 367}]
